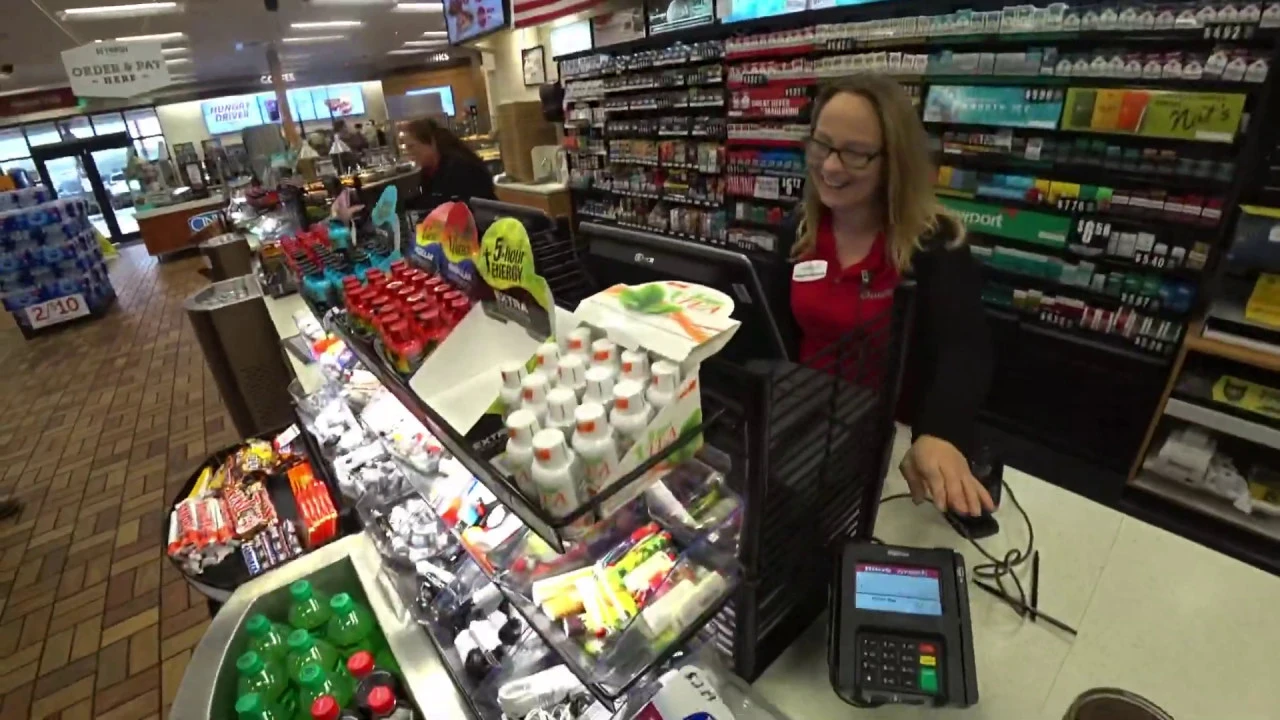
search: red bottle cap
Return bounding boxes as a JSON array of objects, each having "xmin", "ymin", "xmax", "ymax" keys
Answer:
[
  {"xmin": 310, "ymin": 695, "xmax": 340, "ymax": 720},
  {"xmin": 346, "ymin": 651, "xmax": 375, "ymax": 679},
  {"xmin": 431, "ymin": 282, "xmax": 450, "ymax": 298},
  {"xmin": 368, "ymin": 686, "xmax": 396, "ymax": 716}
]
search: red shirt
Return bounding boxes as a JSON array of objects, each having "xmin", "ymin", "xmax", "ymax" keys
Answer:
[{"xmin": 791, "ymin": 213, "xmax": 901, "ymax": 377}]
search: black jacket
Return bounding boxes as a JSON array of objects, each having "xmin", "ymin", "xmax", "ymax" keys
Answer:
[
  {"xmin": 419, "ymin": 151, "xmax": 497, "ymax": 204},
  {"xmin": 773, "ymin": 214, "xmax": 992, "ymax": 456}
]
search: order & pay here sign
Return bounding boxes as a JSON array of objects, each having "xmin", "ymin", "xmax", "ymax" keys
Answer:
[{"xmin": 61, "ymin": 41, "xmax": 171, "ymax": 99}]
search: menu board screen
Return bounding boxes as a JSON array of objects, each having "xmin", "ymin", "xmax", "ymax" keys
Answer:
[
  {"xmin": 202, "ymin": 96, "xmax": 264, "ymax": 135},
  {"xmin": 646, "ymin": 0, "xmax": 713, "ymax": 34},
  {"xmin": 203, "ymin": 84, "xmax": 366, "ymax": 134},
  {"xmin": 446, "ymin": 0, "xmax": 507, "ymax": 44}
]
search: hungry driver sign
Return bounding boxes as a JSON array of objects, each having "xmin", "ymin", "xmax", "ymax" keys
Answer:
[{"xmin": 61, "ymin": 41, "xmax": 171, "ymax": 99}]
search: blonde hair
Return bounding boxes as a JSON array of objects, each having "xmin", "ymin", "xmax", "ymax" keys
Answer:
[{"xmin": 791, "ymin": 75, "xmax": 963, "ymax": 271}]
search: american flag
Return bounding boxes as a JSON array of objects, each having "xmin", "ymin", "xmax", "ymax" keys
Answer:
[{"xmin": 512, "ymin": 0, "xmax": 606, "ymax": 28}]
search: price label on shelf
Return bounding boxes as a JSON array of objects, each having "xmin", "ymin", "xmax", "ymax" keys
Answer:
[
  {"xmin": 754, "ymin": 176, "xmax": 780, "ymax": 200},
  {"xmin": 23, "ymin": 293, "xmax": 89, "ymax": 329}
]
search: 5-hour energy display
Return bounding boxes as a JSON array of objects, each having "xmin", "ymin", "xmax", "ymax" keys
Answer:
[{"xmin": 855, "ymin": 564, "xmax": 943, "ymax": 616}]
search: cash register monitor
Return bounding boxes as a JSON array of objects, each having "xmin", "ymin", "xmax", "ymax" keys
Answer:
[
  {"xmin": 577, "ymin": 221, "xmax": 789, "ymax": 362},
  {"xmin": 469, "ymin": 197, "xmax": 557, "ymax": 237}
]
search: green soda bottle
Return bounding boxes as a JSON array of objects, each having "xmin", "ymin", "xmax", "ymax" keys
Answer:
[
  {"xmin": 297, "ymin": 662, "xmax": 354, "ymax": 712},
  {"xmin": 235, "ymin": 651, "xmax": 294, "ymax": 716},
  {"xmin": 234, "ymin": 692, "xmax": 291, "ymax": 720},
  {"xmin": 245, "ymin": 614, "xmax": 291, "ymax": 663},
  {"xmin": 325, "ymin": 593, "xmax": 379, "ymax": 656},
  {"xmin": 286, "ymin": 629, "xmax": 341, "ymax": 683},
  {"xmin": 234, "ymin": 691, "xmax": 293, "ymax": 717},
  {"xmin": 288, "ymin": 581, "xmax": 332, "ymax": 635}
]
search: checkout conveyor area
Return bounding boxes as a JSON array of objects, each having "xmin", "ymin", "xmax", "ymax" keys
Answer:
[{"xmin": 173, "ymin": 294, "xmax": 1280, "ymax": 720}]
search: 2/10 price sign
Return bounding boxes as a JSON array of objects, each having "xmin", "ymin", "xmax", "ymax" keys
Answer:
[{"xmin": 24, "ymin": 294, "xmax": 90, "ymax": 329}]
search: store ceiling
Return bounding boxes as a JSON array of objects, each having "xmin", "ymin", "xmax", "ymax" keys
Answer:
[{"xmin": 2, "ymin": 0, "xmax": 458, "ymax": 96}]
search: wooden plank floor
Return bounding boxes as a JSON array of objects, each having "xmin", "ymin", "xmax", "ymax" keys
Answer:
[{"xmin": 0, "ymin": 245, "xmax": 240, "ymax": 720}]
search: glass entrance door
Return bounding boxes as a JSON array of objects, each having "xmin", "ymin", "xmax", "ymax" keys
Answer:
[{"xmin": 31, "ymin": 132, "xmax": 138, "ymax": 243}]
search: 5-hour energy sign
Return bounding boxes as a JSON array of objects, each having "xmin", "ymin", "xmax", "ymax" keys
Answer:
[{"xmin": 61, "ymin": 41, "xmax": 171, "ymax": 99}]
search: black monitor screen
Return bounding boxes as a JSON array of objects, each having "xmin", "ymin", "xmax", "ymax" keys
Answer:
[
  {"xmin": 579, "ymin": 222, "xmax": 789, "ymax": 363},
  {"xmin": 646, "ymin": 0, "xmax": 714, "ymax": 34}
]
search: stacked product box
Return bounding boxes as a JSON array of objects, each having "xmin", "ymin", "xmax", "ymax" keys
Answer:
[{"xmin": 0, "ymin": 186, "xmax": 115, "ymax": 331}]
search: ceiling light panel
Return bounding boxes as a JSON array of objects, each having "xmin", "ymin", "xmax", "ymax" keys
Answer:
[
  {"xmin": 402, "ymin": 40, "xmax": 446, "ymax": 46},
  {"xmin": 392, "ymin": 2, "xmax": 444, "ymax": 11},
  {"xmin": 161, "ymin": 47, "xmax": 188, "ymax": 55},
  {"xmin": 290, "ymin": 21, "xmax": 363, "ymax": 29},
  {"xmin": 282, "ymin": 35, "xmax": 346, "ymax": 43},
  {"xmin": 114, "ymin": 32, "xmax": 187, "ymax": 43},
  {"xmin": 421, "ymin": 31, "xmax": 448, "ymax": 37},
  {"xmin": 60, "ymin": 2, "xmax": 183, "ymax": 20},
  {"xmin": 164, "ymin": 57, "xmax": 191, "ymax": 64}
]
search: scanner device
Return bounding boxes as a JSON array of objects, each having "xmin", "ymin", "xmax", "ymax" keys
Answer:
[{"xmin": 828, "ymin": 541, "xmax": 978, "ymax": 708}]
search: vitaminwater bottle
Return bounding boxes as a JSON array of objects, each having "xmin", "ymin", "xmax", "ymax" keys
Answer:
[
  {"xmin": 531, "ymin": 429, "xmax": 590, "ymax": 534},
  {"xmin": 308, "ymin": 694, "xmax": 360, "ymax": 720},
  {"xmin": 535, "ymin": 341, "xmax": 560, "ymax": 382},
  {"xmin": 565, "ymin": 327, "xmax": 593, "ymax": 361},
  {"xmin": 647, "ymin": 360, "xmax": 681, "ymax": 413},
  {"xmin": 288, "ymin": 580, "xmax": 332, "ymax": 635},
  {"xmin": 286, "ymin": 629, "xmax": 342, "ymax": 683},
  {"xmin": 244, "ymin": 614, "xmax": 291, "ymax": 663},
  {"xmin": 545, "ymin": 387, "xmax": 578, "ymax": 443},
  {"xmin": 610, "ymin": 380, "xmax": 653, "ymax": 455},
  {"xmin": 235, "ymin": 651, "xmax": 293, "ymax": 712},
  {"xmin": 504, "ymin": 409, "xmax": 540, "ymax": 499},
  {"xmin": 556, "ymin": 354, "xmax": 588, "ymax": 400},
  {"xmin": 572, "ymin": 403, "xmax": 620, "ymax": 497},
  {"xmin": 234, "ymin": 692, "xmax": 292, "ymax": 720},
  {"xmin": 326, "ymin": 593, "xmax": 379, "ymax": 656},
  {"xmin": 590, "ymin": 338, "xmax": 620, "ymax": 381},
  {"xmin": 620, "ymin": 349, "xmax": 650, "ymax": 384},
  {"xmin": 298, "ymin": 663, "xmax": 355, "ymax": 712},
  {"xmin": 497, "ymin": 361, "xmax": 527, "ymax": 416},
  {"xmin": 583, "ymin": 365, "xmax": 616, "ymax": 413},
  {"xmin": 520, "ymin": 371, "xmax": 551, "ymax": 426}
]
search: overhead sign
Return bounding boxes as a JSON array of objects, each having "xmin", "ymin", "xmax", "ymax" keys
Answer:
[
  {"xmin": 260, "ymin": 73, "xmax": 297, "ymax": 84},
  {"xmin": 0, "ymin": 88, "xmax": 78, "ymax": 118},
  {"xmin": 202, "ymin": 96, "xmax": 264, "ymax": 135},
  {"xmin": 61, "ymin": 41, "xmax": 170, "ymax": 98}
]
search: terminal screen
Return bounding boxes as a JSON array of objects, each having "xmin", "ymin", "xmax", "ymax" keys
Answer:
[{"xmin": 855, "ymin": 563, "xmax": 943, "ymax": 616}]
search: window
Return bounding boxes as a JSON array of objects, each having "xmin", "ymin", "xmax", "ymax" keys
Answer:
[
  {"xmin": 134, "ymin": 136, "xmax": 168, "ymax": 161},
  {"xmin": 58, "ymin": 116, "xmax": 94, "ymax": 140},
  {"xmin": 0, "ymin": 128, "xmax": 29, "ymax": 162},
  {"xmin": 25, "ymin": 123, "xmax": 62, "ymax": 147},
  {"xmin": 124, "ymin": 108, "xmax": 161, "ymax": 139},
  {"xmin": 91, "ymin": 113, "xmax": 127, "ymax": 136}
]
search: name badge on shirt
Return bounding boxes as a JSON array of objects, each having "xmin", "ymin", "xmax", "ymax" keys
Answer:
[{"xmin": 792, "ymin": 260, "xmax": 828, "ymax": 282}]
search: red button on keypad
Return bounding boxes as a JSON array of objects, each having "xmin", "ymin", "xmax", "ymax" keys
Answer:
[{"xmin": 919, "ymin": 642, "xmax": 937, "ymax": 655}]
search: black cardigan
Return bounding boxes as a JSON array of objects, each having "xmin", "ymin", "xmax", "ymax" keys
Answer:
[
  {"xmin": 772, "ymin": 215, "xmax": 993, "ymax": 456},
  {"xmin": 421, "ymin": 151, "xmax": 497, "ymax": 203}
]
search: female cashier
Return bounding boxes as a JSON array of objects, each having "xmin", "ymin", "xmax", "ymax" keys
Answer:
[{"xmin": 780, "ymin": 75, "xmax": 995, "ymax": 517}]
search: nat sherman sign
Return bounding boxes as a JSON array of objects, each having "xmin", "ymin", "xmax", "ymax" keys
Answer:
[{"xmin": 61, "ymin": 41, "xmax": 172, "ymax": 99}]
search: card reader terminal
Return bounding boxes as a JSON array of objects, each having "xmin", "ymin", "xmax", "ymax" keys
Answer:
[{"xmin": 828, "ymin": 541, "xmax": 978, "ymax": 708}]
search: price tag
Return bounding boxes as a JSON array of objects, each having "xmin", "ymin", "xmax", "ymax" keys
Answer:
[
  {"xmin": 276, "ymin": 423, "xmax": 301, "ymax": 449},
  {"xmin": 24, "ymin": 294, "xmax": 89, "ymax": 329},
  {"xmin": 754, "ymin": 176, "xmax": 780, "ymax": 200}
]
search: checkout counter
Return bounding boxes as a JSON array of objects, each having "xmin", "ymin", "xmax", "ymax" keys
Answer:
[
  {"xmin": 174, "ymin": 298, "xmax": 1279, "ymax": 720},
  {"xmin": 136, "ymin": 192, "xmax": 226, "ymax": 256},
  {"xmin": 493, "ymin": 177, "xmax": 571, "ymax": 222}
]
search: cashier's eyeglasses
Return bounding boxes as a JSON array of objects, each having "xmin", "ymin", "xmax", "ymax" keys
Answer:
[{"xmin": 804, "ymin": 136, "xmax": 882, "ymax": 171}]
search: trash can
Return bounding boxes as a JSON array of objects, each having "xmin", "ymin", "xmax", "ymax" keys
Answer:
[{"xmin": 200, "ymin": 232, "xmax": 253, "ymax": 281}]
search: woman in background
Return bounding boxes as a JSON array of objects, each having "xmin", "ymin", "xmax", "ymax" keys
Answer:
[
  {"xmin": 403, "ymin": 117, "xmax": 496, "ymax": 204},
  {"xmin": 780, "ymin": 76, "xmax": 994, "ymax": 517}
]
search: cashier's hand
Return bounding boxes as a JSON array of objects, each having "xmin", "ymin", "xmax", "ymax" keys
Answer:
[{"xmin": 900, "ymin": 435, "xmax": 995, "ymax": 517}]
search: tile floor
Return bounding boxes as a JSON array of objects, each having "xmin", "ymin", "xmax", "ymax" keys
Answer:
[{"xmin": 0, "ymin": 246, "xmax": 242, "ymax": 720}]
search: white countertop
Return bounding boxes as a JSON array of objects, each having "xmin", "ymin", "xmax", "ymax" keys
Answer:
[
  {"xmin": 134, "ymin": 192, "xmax": 226, "ymax": 221},
  {"xmin": 754, "ymin": 428, "xmax": 1279, "ymax": 720},
  {"xmin": 260, "ymin": 291, "xmax": 324, "ymax": 396},
  {"xmin": 493, "ymin": 176, "xmax": 568, "ymax": 195}
]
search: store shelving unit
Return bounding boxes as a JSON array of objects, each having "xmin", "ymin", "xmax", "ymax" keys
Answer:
[{"xmin": 558, "ymin": 3, "xmax": 1280, "ymax": 474}]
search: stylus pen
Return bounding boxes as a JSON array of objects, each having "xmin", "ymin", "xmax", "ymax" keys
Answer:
[
  {"xmin": 1030, "ymin": 551, "xmax": 1041, "ymax": 622},
  {"xmin": 972, "ymin": 580, "xmax": 1077, "ymax": 636}
]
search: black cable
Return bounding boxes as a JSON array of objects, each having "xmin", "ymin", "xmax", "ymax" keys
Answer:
[{"xmin": 879, "ymin": 482, "xmax": 1038, "ymax": 620}]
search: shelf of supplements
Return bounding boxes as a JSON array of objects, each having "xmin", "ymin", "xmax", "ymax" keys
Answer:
[
  {"xmin": 966, "ymin": 228, "xmax": 1203, "ymax": 282},
  {"xmin": 609, "ymin": 158, "xmax": 725, "ymax": 174},
  {"xmin": 983, "ymin": 299, "xmax": 1178, "ymax": 364},
  {"xmin": 977, "ymin": 262, "xmax": 1189, "ymax": 321},
  {"xmin": 314, "ymin": 307, "xmax": 721, "ymax": 555},
  {"xmin": 932, "ymin": 147, "xmax": 1234, "ymax": 191},
  {"xmin": 381, "ymin": 445, "xmax": 745, "ymax": 706}
]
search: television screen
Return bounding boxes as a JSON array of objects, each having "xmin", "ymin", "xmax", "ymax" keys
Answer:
[
  {"xmin": 286, "ymin": 88, "xmax": 319, "ymax": 122},
  {"xmin": 324, "ymin": 84, "xmax": 366, "ymax": 118},
  {"xmin": 202, "ymin": 95, "xmax": 265, "ymax": 135},
  {"xmin": 722, "ymin": 0, "xmax": 809, "ymax": 23},
  {"xmin": 405, "ymin": 86, "xmax": 457, "ymax": 116},
  {"xmin": 445, "ymin": 0, "xmax": 507, "ymax": 44},
  {"xmin": 646, "ymin": 0, "xmax": 713, "ymax": 34},
  {"xmin": 550, "ymin": 21, "xmax": 593, "ymax": 57},
  {"xmin": 592, "ymin": 9, "xmax": 646, "ymax": 46}
]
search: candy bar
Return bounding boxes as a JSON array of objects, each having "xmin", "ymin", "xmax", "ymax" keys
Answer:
[{"xmin": 241, "ymin": 542, "xmax": 264, "ymax": 576}]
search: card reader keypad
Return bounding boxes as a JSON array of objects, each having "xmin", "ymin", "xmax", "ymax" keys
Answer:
[{"xmin": 857, "ymin": 634, "xmax": 941, "ymax": 696}]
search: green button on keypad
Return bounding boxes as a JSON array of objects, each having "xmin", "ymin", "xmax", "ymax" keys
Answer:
[{"xmin": 919, "ymin": 667, "xmax": 938, "ymax": 693}]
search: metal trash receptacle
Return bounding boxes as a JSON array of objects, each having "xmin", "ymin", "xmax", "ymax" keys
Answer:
[
  {"xmin": 184, "ymin": 275, "xmax": 293, "ymax": 438},
  {"xmin": 200, "ymin": 232, "xmax": 253, "ymax": 281}
]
